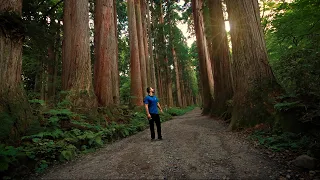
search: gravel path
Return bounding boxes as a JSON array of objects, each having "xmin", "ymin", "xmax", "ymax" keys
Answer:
[{"xmin": 38, "ymin": 108, "xmax": 281, "ymax": 179}]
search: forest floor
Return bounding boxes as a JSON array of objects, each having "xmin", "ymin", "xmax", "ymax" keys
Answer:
[{"xmin": 36, "ymin": 108, "xmax": 286, "ymax": 179}]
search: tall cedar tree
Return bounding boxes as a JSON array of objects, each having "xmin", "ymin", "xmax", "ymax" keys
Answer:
[
  {"xmin": 94, "ymin": 0, "xmax": 116, "ymax": 106},
  {"xmin": 0, "ymin": 0, "xmax": 32, "ymax": 139},
  {"xmin": 62, "ymin": 0, "xmax": 97, "ymax": 110},
  {"xmin": 225, "ymin": 0, "xmax": 280, "ymax": 129},
  {"xmin": 173, "ymin": 48, "xmax": 182, "ymax": 107},
  {"xmin": 112, "ymin": 0, "xmax": 120, "ymax": 104},
  {"xmin": 135, "ymin": 0, "xmax": 148, "ymax": 94},
  {"xmin": 165, "ymin": 0, "xmax": 173, "ymax": 107},
  {"xmin": 47, "ymin": 21, "xmax": 60, "ymax": 100},
  {"xmin": 127, "ymin": 0, "xmax": 143, "ymax": 106},
  {"xmin": 207, "ymin": 0, "xmax": 233, "ymax": 116},
  {"xmin": 146, "ymin": 0, "xmax": 157, "ymax": 91},
  {"xmin": 141, "ymin": 0, "xmax": 150, "ymax": 86},
  {"xmin": 191, "ymin": 0, "xmax": 214, "ymax": 114}
]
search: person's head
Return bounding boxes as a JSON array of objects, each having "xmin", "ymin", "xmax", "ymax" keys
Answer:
[{"xmin": 147, "ymin": 87, "xmax": 155, "ymax": 94}]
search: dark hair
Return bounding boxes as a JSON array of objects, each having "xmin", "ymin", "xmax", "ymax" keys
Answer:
[{"xmin": 147, "ymin": 87, "xmax": 151, "ymax": 93}]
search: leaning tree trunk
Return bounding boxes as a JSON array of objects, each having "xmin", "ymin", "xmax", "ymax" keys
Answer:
[
  {"xmin": 225, "ymin": 0, "xmax": 281, "ymax": 129},
  {"xmin": 0, "ymin": 0, "xmax": 33, "ymax": 140},
  {"xmin": 128, "ymin": 0, "xmax": 143, "ymax": 106},
  {"xmin": 62, "ymin": 0, "xmax": 97, "ymax": 111},
  {"xmin": 135, "ymin": 0, "xmax": 148, "ymax": 94},
  {"xmin": 191, "ymin": 0, "xmax": 214, "ymax": 115},
  {"xmin": 94, "ymin": 0, "xmax": 116, "ymax": 106},
  {"xmin": 208, "ymin": 0, "xmax": 233, "ymax": 117}
]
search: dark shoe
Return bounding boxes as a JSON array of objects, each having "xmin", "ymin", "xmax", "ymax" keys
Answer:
[
  {"xmin": 158, "ymin": 137, "xmax": 163, "ymax": 140},
  {"xmin": 151, "ymin": 138, "xmax": 155, "ymax": 141}
]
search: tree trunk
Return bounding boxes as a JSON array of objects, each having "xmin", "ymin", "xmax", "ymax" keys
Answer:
[
  {"xmin": 191, "ymin": 0, "xmax": 214, "ymax": 114},
  {"xmin": 147, "ymin": 0, "xmax": 157, "ymax": 92},
  {"xmin": 172, "ymin": 48, "xmax": 182, "ymax": 107},
  {"xmin": 208, "ymin": 0, "xmax": 233, "ymax": 116},
  {"xmin": 0, "ymin": 0, "xmax": 32, "ymax": 140},
  {"xmin": 94, "ymin": 0, "xmax": 116, "ymax": 106},
  {"xmin": 47, "ymin": 43, "xmax": 57, "ymax": 100},
  {"xmin": 112, "ymin": 0, "xmax": 120, "ymax": 104},
  {"xmin": 62, "ymin": 0, "xmax": 97, "ymax": 111},
  {"xmin": 225, "ymin": 0, "xmax": 280, "ymax": 129},
  {"xmin": 166, "ymin": 57, "xmax": 174, "ymax": 107},
  {"xmin": 141, "ymin": 0, "xmax": 150, "ymax": 87},
  {"xmin": 128, "ymin": 0, "xmax": 143, "ymax": 106},
  {"xmin": 135, "ymin": 0, "xmax": 147, "ymax": 94}
]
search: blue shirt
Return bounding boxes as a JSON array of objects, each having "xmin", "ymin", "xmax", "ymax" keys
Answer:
[{"xmin": 144, "ymin": 95, "xmax": 159, "ymax": 114}]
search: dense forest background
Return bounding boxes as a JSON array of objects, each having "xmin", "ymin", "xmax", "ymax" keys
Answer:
[{"xmin": 0, "ymin": 0, "xmax": 319, "ymax": 178}]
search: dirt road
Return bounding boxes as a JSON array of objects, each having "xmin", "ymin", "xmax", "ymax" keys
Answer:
[{"xmin": 38, "ymin": 108, "xmax": 281, "ymax": 179}]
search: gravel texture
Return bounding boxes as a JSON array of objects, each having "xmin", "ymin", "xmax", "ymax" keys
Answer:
[{"xmin": 37, "ymin": 108, "xmax": 281, "ymax": 179}]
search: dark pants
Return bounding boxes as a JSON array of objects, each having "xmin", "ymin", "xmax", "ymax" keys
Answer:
[{"xmin": 149, "ymin": 114, "xmax": 162, "ymax": 139}]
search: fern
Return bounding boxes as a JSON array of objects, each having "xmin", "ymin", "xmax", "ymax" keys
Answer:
[{"xmin": 274, "ymin": 101, "xmax": 305, "ymax": 111}]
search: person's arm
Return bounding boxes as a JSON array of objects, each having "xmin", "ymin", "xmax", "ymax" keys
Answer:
[
  {"xmin": 145, "ymin": 104, "xmax": 151, "ymax": 119},
  {"xmin": 157, "ymin": 102, "xmax": 163, "ymax": 113}
]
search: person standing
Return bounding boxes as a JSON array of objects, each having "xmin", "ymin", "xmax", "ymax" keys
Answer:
[{"xmin": 144, "ymin": 87, "xmax": 163, "ymax": 140}]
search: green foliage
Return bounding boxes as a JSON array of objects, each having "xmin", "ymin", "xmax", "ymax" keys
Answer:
[
  {"xmin": 266, "ymin": 0, "xmax": 320, "ymax": 124},
  {"xmin": 0, "ymin": 113, "xmax": 14, "ymax": 140},
  {"xmin": 249, "ymin": 131, "xmax": 315, "ymax": 153},
  {"xmin": 1, "ymin": 105, "xmax": 194, "ymax": 179},
  {"xmin": 166, "ymin": 106, "xmax": 195, "ymax": 116},
  {"xmin": 0, "ymin": 145, "xmax": 21, "ymax": 172}
]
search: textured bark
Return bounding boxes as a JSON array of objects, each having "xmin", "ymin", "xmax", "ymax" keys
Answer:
[
  {"xmin": 172, "ymin": 48, "xmax": 182, "ymax": 107},
  {"xmin": 128, "ymin": 0, "xmax": 143, "ymax": 106},
  {"xmin": 0, "ymin": 0, "xmax": 32, "ymax": 139},
  {"xmin": 135, "ymin": 0, "xmax": 147, "ymax": 94},
  {"xmin": 158, "ymin": 1, "xmax": 167, "ymax": 105},
  {"xmin": 225, "ymin": 0, "xmax": 280, "ymax": 129},
  {"xmin": 191, "ymin": 0, "xmax": 214, "ymax": 114},
  {"xmin": 141, "ymin": 0, "xmax": 150, "ymax": 87},
  {"xmin": 208, "ymin": 0, "xmax": 233, "ymax": 116},
  {"xmin": 166, "ymin": 57, "xmax": 174, "ymax": 107},
  {"xmin": 62, "ymin": 0, "xmax": 97, "ymax": 110},
  {"xmin": 146, "ymin": 0, "xmax": 157, "ymax": 92},
  {"xmin": 94, "ymin": 0, "xmax": 116, "ymax": 106},
  {"xmin": 112, "ymin": 0, "xmax": 120, "ymax": 104}
]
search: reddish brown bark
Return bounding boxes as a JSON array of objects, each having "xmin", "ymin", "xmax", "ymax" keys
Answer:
[
  {"xmin": 135, "ymin": 0, "xmax": 148, "ymax": 94},
  {"xmin": 225, "ymin": 0, "xmax": 280, "ymax": 128},
  {"xmin": 62, "ymin": 0, "xmax": 97, "ymax": 109},
  {"xmin": 208, "ymin": 0, "xmax": 233, "ymax": 116},
  {"xmin": 191, "ymin": 0, "xmax": 214, "ymax": 114},
  {"xmin": 128, "ymin": 0, "xmax": 143, "ymax": 106},
  {"xmin": 0, "ymin": 0, "xmax": 32, "ymax": 139},
  {"xmin": 112, "ymin": 0, "xmax": 120, "ymax": 104},
  {"xmin": 172, "ymin": 48, "xmax": 182, "ymax": 107},
  {"xmin": 94, "ymin": 0, "xmax": 116, "ymax": 106},
  {"xmin": 146, "ymin": 0, "xmax": 157, "ymax": 91},
  {"xmin": 141, "ymin": 0, "xmax": 150, "ymax": 87}
]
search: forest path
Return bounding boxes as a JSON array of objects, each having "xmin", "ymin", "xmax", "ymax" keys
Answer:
[{"xmin": 38, "ymin": 108, "xmax": 281, "ymax": 179}]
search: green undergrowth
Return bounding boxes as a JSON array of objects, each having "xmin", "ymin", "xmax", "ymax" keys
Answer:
[
  {"xmin": 248, "ymin": 128, "xmax": 320, "ymax": 158},
  {"xmin": 0, "ymin": 103, "xmax": 195, "ymax": 179}
]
